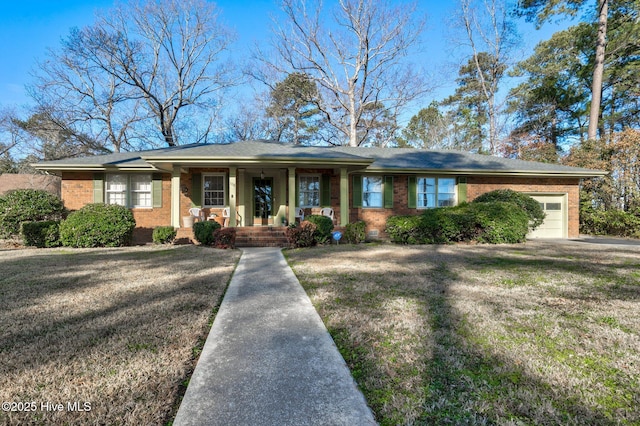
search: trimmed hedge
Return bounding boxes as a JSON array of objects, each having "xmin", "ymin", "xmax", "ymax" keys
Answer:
[
  {"xmin": 386, "ymin": 201, "xmax": 530, "ymax": 245},
  {"xmin": 0, "ymin": 189, "xmax": 66, "ymax": 238},
  {"xmin": 305, "ymin": 214, "xmax": 334, "ymax": 244},
  {"xmin": 60, "ymin": 204, "xmax": 136, "ymax": 248},
  {"xmin": 21, "ymin": 220, "xmax": 61, "ymax": 248},
  {"xmin": 344, "ymin": 220, "xmax": 366, "ymax": 244},
  {"xmin": 193, "ymin": 221, "xmax": 221, "ymax": 246},
  {"xmin": 152, "ymin": 226, "xmax": 177, "ymax": 244},
  {"xmin": 473, "ymin": 189, "xmax": 545, "ymax": 230}
]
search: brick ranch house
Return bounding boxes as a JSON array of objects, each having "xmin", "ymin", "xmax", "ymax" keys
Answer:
[{"xmin": 34, "ymin": 139, "xmax": 606, "ymax": 244}]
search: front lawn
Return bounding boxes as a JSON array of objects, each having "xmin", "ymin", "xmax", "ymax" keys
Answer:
[
  {"xmin": 287, "ymin": 241, "xmax": 640, "ymax": 425},
  {"xmin": 0, "ymin": 245, "xmax": 240, "ymax": 425}
]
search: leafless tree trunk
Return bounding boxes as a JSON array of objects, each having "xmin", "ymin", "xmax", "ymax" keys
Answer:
[
  {"xmin": 261, "ymin": 0, "xmax": 428, "ymax": 147},
  {"xmin": 587, "ymin": 0, "xmax": 608, "ymax": 140}
]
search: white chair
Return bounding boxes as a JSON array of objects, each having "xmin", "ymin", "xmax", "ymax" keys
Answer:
[
  {"xmin": 222, "ymin": 207, "xmax": 230, "ymax": 227},
  {"xmin": 295, "ymin": 207, "xmax": 305, "ymax": 223},
  {"xmin": 188, "ymin": 207, "xmax": 205, "ymax": 222},
  {"xmin": 320, "ymin": 207, "xmax": 335, "ymax": 223}
]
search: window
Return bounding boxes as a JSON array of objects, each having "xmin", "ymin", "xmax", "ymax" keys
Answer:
[
  {"xmin": 203, "ymin": 174, "xmax": 225, "ymax": 207},
  {"xmin": 298, "ymin": 175, "xmax": 320, "ymax": 207},
  {"xmin": 105, "ymin": 174, "xmax": 152, "ymax": 208},
  {"xmin": 363, "ymin": 176, "xmax": 383, "ymax": 207},
  {"xmin": 105, "ymin": 174, "xmax": 127, "ymax": 206},
  {"xmin": 417, "ymin": 177, "xmax": 456, "ymax": 208}
]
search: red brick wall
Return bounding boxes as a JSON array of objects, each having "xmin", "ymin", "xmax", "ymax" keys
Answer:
[
  {"xmin": 467, "ymin": 176, "xmax": 581, "ymax": 238},
  {"xmin": 349, "ymin": 174, "xmax": 581, "ymax": 239},
  {"xmin": 61, "ymin": 172, "xmax": 172, "ymax": 243},
  {"xmin": 60, "ymin": 171, "xmax": 583, "ymax": 242}
]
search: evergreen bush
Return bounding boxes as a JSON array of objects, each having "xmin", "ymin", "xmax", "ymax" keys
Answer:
[
  {"xmin": 473, "ymin": 189, "xmax": 545, "ymax": 230},
  {"xmin": 152, "ymin": 226, "xmax": 177, "ymax": 244},
  {"xmin": 386, "ymin": 202, "xmax": 530, "ymax": 245},
  {"xmin": 344, "ymin": 220, "xmax": 366, "ymax": 244},
  {"xmin": 21, "ymin": 220, "xmax": 61, "ymax": 248},
  {"xmin": 0, "ymin": 189, "xmax": 66, "ymax": 238},
  {"xmin": 305, "ymin": 214, "xmax": 334, "ymax": 244},
  {"xmin": 60, "ymin": 203, "xmax": 136, "ymax": 248},
  {"xmin": 192, "ymin": 221, "xmax": 221, "ymax": 245}
]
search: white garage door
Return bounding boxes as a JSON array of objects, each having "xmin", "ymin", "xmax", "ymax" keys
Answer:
[{"xmin": 528, "ymin": 194, "xmax": 567, "ymax": 239}]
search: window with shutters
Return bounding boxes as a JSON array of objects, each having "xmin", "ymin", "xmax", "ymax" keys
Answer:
[
  {"xmin": 363, "ymin": 176, "xmax": 383, "ymax": 208},
  {"xmin": 416, "ymin": 177, "xmax": 456, "ymax": 208},
  {"xmin": 105, "ymin": 174, "xmax": 152, "ymax": 208},
  {"xmin": 298, "ymin": 175, "xmax": 320, "ymax": 207}
]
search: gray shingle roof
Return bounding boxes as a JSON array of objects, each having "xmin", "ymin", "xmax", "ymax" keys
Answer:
[{"xmin": 33, "ymin": 139, "xmax": 606, "ymax": 177}]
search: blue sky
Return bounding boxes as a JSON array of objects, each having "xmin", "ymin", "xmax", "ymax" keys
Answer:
[{"xmin": 0, "ymin": 1, "xmax": 563, "ymax": 110}]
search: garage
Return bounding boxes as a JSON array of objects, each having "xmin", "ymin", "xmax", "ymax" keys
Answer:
[{"xmin": 528, "ymin": 194, "xmax": 568, "ymax": 239}]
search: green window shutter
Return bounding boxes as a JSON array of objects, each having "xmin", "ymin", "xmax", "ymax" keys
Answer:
[
  {"xmin": 152, "ymin": 173, "xmax": 163, "ymax": 208},
  {"xmin": 457, "ymin": 177, "xmax": 467, "ymax": 204},
  {"xmin": 408, "ymin": 176, "xmax": 417, "ymax": 209},
  {"xmin": 93, "ymin": 173, "xmax": 104, "ymax": 203},
  {"xmin": 384, "ymin": 175, "xmax": 394, "ymax": 208},
  {"xmin": 321, "ymin": 174, "xmax": 331, "ymax": 207},
  {"xmin": 295, "ymin": 176, "xmax": 300, "ymax": 207},
  {"xmin": 191, "ymin": 173, "xmax": 202, "ymax": 207},
  {"xmin": 352, "ymin": 175, "xmax": 362, "ymax": 208}
]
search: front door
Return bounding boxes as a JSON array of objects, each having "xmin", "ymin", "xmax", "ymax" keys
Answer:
[{"xmin": 253, "ymin": 177, "xmax": 273, "ymax": 225}]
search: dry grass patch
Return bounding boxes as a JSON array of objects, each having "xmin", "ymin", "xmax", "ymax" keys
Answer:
[
  {"xmin": 0, "ymin": 245, "xmax": 240, "ymax": 425},
  {"xmin": 286, "ymin": 241, "xmax": 640, "ymax": 425}
]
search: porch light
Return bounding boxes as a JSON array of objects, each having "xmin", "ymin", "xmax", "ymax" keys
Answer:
[{"xmin": 260, "ymin": 169, "xmax": 265, "ymax": 179}]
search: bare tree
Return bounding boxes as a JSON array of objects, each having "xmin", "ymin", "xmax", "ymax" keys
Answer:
[
  {"xmin": 454, "ymin": 0, "xmax": 519, "ymax": 154},
  {"xmin": 31, "ymin": 0, "xmax": 238, "ymax": 149},
  {"xmin": 260, "ymin": 0, "xmax": 428, "ymax": 147},
  {"xmin": 587, "ymin": 0, "xmax": 608, "ymax": 140}
]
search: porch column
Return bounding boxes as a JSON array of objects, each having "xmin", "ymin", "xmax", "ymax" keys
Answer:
[
  {"xmin": 229, "ymin": 167, "xmax": 237, "ymax": 227},
  {"xmin": 171, "ymin": 166, "xmax": 181, "ymax": 228},
  {"xmin": 340, "ymin": 167, "xmax": 349, "ymax": 226},
  {"xmin": 288, "ymin": 167, "xmax": 296, "ymax": 225}
]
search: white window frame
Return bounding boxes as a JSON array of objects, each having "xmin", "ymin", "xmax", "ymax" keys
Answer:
[
  {"xmin": 105, "ymin": 173, "xmax": 152, "ymax": 208},
  {"xmin": 416, "ymin": 176, "xmax": 457, "ymax": 209},
  {"xmin": 363, "ymin": 176, "xmax": 383, "ymax": 208},
  {"xmin": 298, "ymin": 174, "xmax": 321, "ymax": 208},
  {"xmin": 203, "ymin": 173, "xmax": 226, "ymax": 208}
]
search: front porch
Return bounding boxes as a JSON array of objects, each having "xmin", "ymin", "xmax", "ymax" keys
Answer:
[{"xmin": 171, "ymin": 166, "xmax": 353, "ymax": 229}]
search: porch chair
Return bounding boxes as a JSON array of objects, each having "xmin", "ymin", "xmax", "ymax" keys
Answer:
[
  {"xmin": 320, "ymin": 207, "xmax": 335, "ymax": 224},
  {"xmin": 222, "ymin": 207, "xmax": 242, "ymax": 227},
  {"xmin": 188, "ymin": 207, "xmax": 205, "ymax": 222},
  {"xmin": 295, "ymin": 207, "xmax": 305, "ymax": 223}
]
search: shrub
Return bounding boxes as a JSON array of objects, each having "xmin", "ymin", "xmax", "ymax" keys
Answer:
[
  {"xmin": 473, "ymin": 189, "xmax": 545, "ymax": 230},
  {"xmin": 386, "ymin": 201, "xmax": 530, "ymax": 245},
  {"xmin": 152, "ymin": 226, "xmax": 177, "ymax": 244},
  {"xmin": 192, "ymin": 221, "xmax": 221, "ymax": 246},
  {"xmin": 0, "ymin": 189, "xmax": 66, "ymax": 238},
  {"xmin": 213, "ymin": 227, "xmax": 236, "ymax": 249},
  {"xmin": 344, "ymin": 220, "xmax": 366, "ymax": 244},
  {"xmin": 580, "ymin": 207, "xmax": 640, "ymax": 238},
  {"xmin": 21, "ymin": 220, "xmax": 61, "ymax": 248},
  {"xmin": 60, "ymin": 203, "xmax": 136, "ymax": 248},
  {"xmin": 305, "ymin": 214, "xmax": 334, "ymax": 244},
  {"xmin": 286, "ymin": 221, "xmax": 317, "ymax": 248}
]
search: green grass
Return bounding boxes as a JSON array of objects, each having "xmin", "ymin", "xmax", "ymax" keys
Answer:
[{"xmin": 287, "ymin": 241, "xmax": 640, "ymax": 425}]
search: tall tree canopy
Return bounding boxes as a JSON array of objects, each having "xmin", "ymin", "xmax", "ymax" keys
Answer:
[
  {"xmin": 30, "ymin": 0, "xmax": 238, "ymax": 151},
  {"xmin": 260, "ymin": 0, "xmax": 428, "ymax": 147}
]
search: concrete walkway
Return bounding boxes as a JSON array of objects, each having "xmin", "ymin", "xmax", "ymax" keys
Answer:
[{"xmin": 173, "ymin": 247, "xmax": 377, "ymax": 426}]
